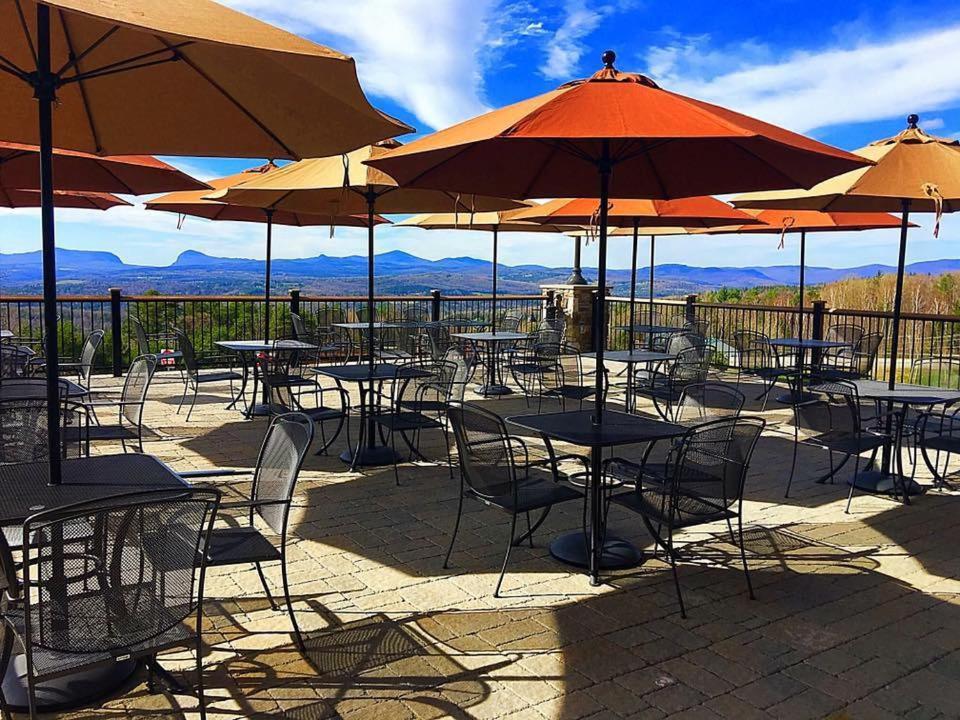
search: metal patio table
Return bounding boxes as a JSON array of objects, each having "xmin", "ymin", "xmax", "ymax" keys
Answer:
[
  {"xmin": 0, "ymin": 378, "xmax": 88, "ymax": 400},
  {"xmin": 451, "ymin": 331, "xmax": 527, "ymax": 396},
  {"xmin": 215, "ymin": 340, "xmax": 316, "ymax": 418},
  {"xmin": 584, "ymin": 350, "xmax": 675, "ymax": 412},
  {"xmin": 844, "ymin": 380, "xmax": 960, "ymax": 503},
  {"xmin": 507, "ymin": 409, "xmax": 686, "ymax": 582},
  {"xmin": 331, "ymin": 322, "xmax": 404, "ymax": 363},
  {"xmin": 312, "ymin": 362, "xmax": 432, "ymax": 469},
  {"xmin": 770, "ymin": 337, "xmax": 851, "ymax": 403},
  {"xmin": 0, "ymin": 454, "xmax": 188, "ymax": 712}
]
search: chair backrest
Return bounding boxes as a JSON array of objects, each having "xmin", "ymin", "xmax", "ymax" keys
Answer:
[
  {"xmin": 670, "ymin": 346, "xmax": 709, "ymax": 388},
  {"xmin": 398, "ymin": 359, "xmax": 458, "ymax": 409},
  {"xmin": 251, "ymin": 412, "xmax": 314, "ymax": 534},
  {"xmin": 0, "ymin": 390, "xmax": 64, "ymax": 464},
  {"xmin": 0, "ymin": 344, "xmax": 34, "ymax": 379},
  {"xmin": 77, "ymin": 330, "xmax": 105, "ymax": 386},
  {"xmin": 851, "ymin": 332, "xmax": 883, "ymax": 377},
  {"xmin": 290, "ymin": 313, "xmax": 310, "ymax": 341},
  {"xmin": 683, "ymin": 318, "xmax": 709, "ymax": 337},
  {"xmin": 825, "ymin": 323, "xmax": 865, "ymax": 347},
  {"xmin": 120, "ymin": 354, "xmax": 157, "ymax": 427},
  {"xmin": 448, "ymin": 403, "xmax": 517, "ymax": 500},
  {"xmin": 442, "ymin": 347, "xmax": 473, "ymax": 402},
  {"xmin": 12, "ymin": 488, "xmax": 219, "ymax": 665},
  {"xmin": 731, "ymin": 329, "xmax": 778, "ymax": 371},
  {"xmin": 666, "ymin": 330, "xmax": 706, "ymax": 359},
  {"xmin": 795, "ymin": 378, "xmax": 861, "ymax": 436},
  {"xmin": 173, "ymin": 328, "xmax": 199, "ymax": 378},
  {"xmin": 910, "ymin": 356, "xmax": 960, "ymax": 388},
  {"xmin": 131, "ymin": 315, "xmax": 151, "ymax": 356},
  {"xmin": 674, "ymin": 382, "xmax": 745, "ymax": 424},
  {"xmin": 671, "ymin": 416, "xmax": 765, "ymax": 512},
  {"xmin": 499, "ymin": 314, "xmax": 522, "ymax": 334}
]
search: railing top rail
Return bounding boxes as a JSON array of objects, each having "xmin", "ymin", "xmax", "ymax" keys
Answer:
[{"xmin": 0, "ymin": 293, "xmax": 545, "ymax": 303}]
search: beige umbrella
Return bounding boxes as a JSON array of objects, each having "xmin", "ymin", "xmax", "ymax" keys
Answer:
[{"xmin": 2, "ymin": 0, "xmax": 408, "ymax": 485}]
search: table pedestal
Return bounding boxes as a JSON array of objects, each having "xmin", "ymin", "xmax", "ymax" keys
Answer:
[
  {"xmin": 549, "ymin": 532, "xmax": 641, "ymax": 570},
  {"xmin": 2, "ymin": 654, "xmax": 139, "ymax": 712},
  {"xmin": 849, "ymin": 471, "xmax": 926, "ymax": 499},
  {"xmin": 340, "ymin": 445, "xmax": 398, "ymax": 467}
]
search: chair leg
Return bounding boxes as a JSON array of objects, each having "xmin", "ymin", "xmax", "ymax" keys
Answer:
[
  {"xmin": 186, "ymin": 385, "xmax": 199, "ymax": 422},
  {"xmin": 195, "ymin": 635, "xmax": 206, "ymax": 720},
  {"xmin": 391, "ymin": 429, "xmax": 400, "ymax": 487},
  {"xmin": 443, "ymin": 491, "xmax": 465, "ymax": 569},
  {"xmin": 177, "ymin": 378, "xmax": 189, "ymax": 414},
  {"xmin": 526, "ymin": 511, "xmax": 534, "ymax": 548},
  {"xmin": 494, "ymin": 513, "xmax": 519, "ymax": 598},
  {"xmin": 785, "ymin": 431, "xmax": 800, "ymax": 498},
  {"xmin": 0, "ymin": 629, "xmax": 14, "ymax": 720},
  {"xmin": 737, "ymin": 515, "xmax": 755, "ymax": 600},
  {"xmin": 280, "ymin": 549, "xmax": 306, "ymax": 653},
  {"xmin": 665, "ymin": 527, "xmax": 686, "ymax": 618},
  {"xmin": 845, "ymin": 454, "xmax": 861, "ymax": 514},
  {"xmin": 254, "ymin": 561, "xmax": 279, "ymax": 610}
]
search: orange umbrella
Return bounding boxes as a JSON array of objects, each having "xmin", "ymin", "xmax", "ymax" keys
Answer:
[
  {"xmin": 732, "ymin": 116, "xmax": 960, "ymax": 399},
  {"xmin": 0, "ymin": 141, "xmax": 207, "ymax": 193},
  {"xmin": 147, "ymin": 162, "xmax": 388, "ymax": 346},
  {"xmin": 1, "ymin": 188, "xmax": 130, "ymax": 210},
  {"xmin": 365, "ymin": 50, "xmax": 870, "ymax": 585}
]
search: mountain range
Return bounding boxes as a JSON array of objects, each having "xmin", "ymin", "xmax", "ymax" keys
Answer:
[{"xmin": 2, "ymin": 248, "xmax": 960, "ymax": 296}]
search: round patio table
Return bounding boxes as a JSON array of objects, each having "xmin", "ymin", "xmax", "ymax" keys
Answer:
[
  {"xmin": 583, "ymin": 350, "xmax": 675, "ymax": 412},
  {"xmin": 451, "ymin": 331, "xmax": 527, "ymax": 396},
  {"xmin": 215, "ymin": 340, "xmax": 316, "ymax": 418}
]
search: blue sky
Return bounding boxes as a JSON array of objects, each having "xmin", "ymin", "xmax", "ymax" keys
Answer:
[{"xmin": 4, "ymin": 0, "xmax": 960, "ymax": 272}]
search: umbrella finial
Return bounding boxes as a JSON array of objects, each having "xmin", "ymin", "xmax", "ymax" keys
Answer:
[
  {"xmin": 907, "ymin": 113, "xmax": 919, "ymax": 129},
  {"xmin": 602, "ymin": 50, "xmax": 616, "ymax": 69}
]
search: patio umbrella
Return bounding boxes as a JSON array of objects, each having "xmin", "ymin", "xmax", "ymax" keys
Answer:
[
  {"xmin": 2, "ymin": 0, "xmax": 409, "ymax": 484},
  {"xmin": 513, "ymin": 197, "xmax": 761, "ymax": 350},
  {"xmin": 1, "ymin": 188, "xmax": 130, "ymax": 210},
  {"xmin": 396, "ymin": 204, "xmax": 574, "ymax": 333},
  {"xmin": 212, "ymin": 140, "xmax": 523, "ymax": 465},
  {"xmin": 732, "ymin": 116, "xmax": 960, "ymax": 393},
  {"xmin": 365, "ymin": 50, "xmax": 871, "ymax": 584},
  {"xmin": 146, "ymin": 162, "xmax": 388, "ymax": 344}
]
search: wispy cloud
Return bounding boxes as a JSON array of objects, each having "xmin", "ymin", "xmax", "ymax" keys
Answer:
[
  {"xmin": 644, "ymin": 24, "xmax": 960, "ymax": 134},
  {"xmin": 540, "ymin": 0, "xmax": 606, "ymax": 80},
  {"xmin": 223, "ymin": 0, "xmax": 499, "ymax": 131}
]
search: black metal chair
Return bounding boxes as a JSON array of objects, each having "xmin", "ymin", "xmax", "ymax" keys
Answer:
[
  {"xmin": 541, "ymin": 344, "xmax": 605, "ymax": 411},
  {"xmin": 173, "ymin": 328, "xmax": 244, "ymax": 421},
  {"xmin": 445, "ymin": 402, "xmax": 585, "ymax": 597},
  {"xmin": 820, "ymin": 323, "xmax": 865, "ymax": 369},
  {"xmin": 631, "ymin": 345, "xmax": 709, "ymax": 419},
  {"xmin": 31, "ymin": 330, "xmax": 104, "ymax": 391},
  {"xmin": 66, "ymin": 354, "xmax": 158, "ymax": 455},
  {"xmin": 820, "ymin": 331, "xmax": 882, "ymax": 381},
  {"xmin": 0, "ymin": 487, "xmax": 220, "ymax": 720},
  {"xmin": 131, "ymin": 314, "xmax": 182, "ymax": 369},
  {"xmin": 0, "ymin": 381, "xmax": 81, "ymax": 464},
  {"xmin": 187, "ymin": 413, "xmax": 314, "ymax": 651},
  {"xmin": 786, "ymin": 379, "xmax": 892, "ymax": 509},
  {"xmin": 607, "ymin": 416, "xmax": 765, "ymax": 617},
  {"xmin": 731, "ymin": 329, "xmax": 796, "ymax": 410},
  {"xmin": 0, "ymin": 345, "xmax": 35, "ymax": 380},
  {"xmin": 917, "ymin": 400, "xmax": 960, "ymax": 490},
  {"xmin": 507, "ymin": 341, "xmax": 562, "ymax": 410},
  {"xmin": 672, "ymin": 381, "xmax": 745, "ymax": 426}
]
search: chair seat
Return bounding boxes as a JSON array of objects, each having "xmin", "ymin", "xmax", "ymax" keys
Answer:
[
  {"xmin": 196, "ymin": 370, "xmax": 243, "ymax": 384},
  {"xmin": 374, "ymin": 411, "xmax": 442, "ymax": 432},
  {"xmin": 475, "ymin": 472, "xmax": 584, "ymax": 513},
  {"xmin": 204, "ymin": 526, "xmax": 280, "ymax": 566},
  {"xmin": 922, "ymin": 435, "xmax": 960, "ymax": 453},
  {"xmin": 801, "ymin": 429, "xmax": 888, "ymax": 455},
  {"xmin": 610, "ymin": 488, "xmax": 735, "ymax": 528},
  {"xmin": 546, "ymin": 385, "xmax": 595, "ymax": 401},
  {"xmin": 63, "ymin": 424, "xmax": 137, "ymax": 441},
  {"xmin": 300, "ymin": 405, "xmax": 346, "ymax": 422},
  {"xmin": 264, "ymin": 373, "xmax": 315, "ymax": 389},
  {"xmin": 508, "ymin": 362, "xmax": 553, "ymax": 375}
]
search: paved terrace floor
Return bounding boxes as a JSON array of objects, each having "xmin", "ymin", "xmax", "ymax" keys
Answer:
[{"xmin": 44, "ymin": 362, "xmax": 960, "ymax": 720}]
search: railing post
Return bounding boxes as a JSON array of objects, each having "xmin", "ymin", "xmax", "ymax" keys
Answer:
[
  {"xmin": 430, "ymin": 289, "xmax": 441, "ymax": 322},
  {"xmin": 685, "ymin": 294, "xmax": 697, "ymax": 324},
  {"xmin": 289, "ymin": 288, "xmax": 300, "ymax": 316},
  {"xmin": 811, "ymin": 300, "xmax": 827, "ymax": 367},
  {"xmin": 109, "ymin": 287, "xmax": 123, "ymax": 377},
  {"xmin": 545, "ymin": 290, "xmax": 556, "ymax": 320}
]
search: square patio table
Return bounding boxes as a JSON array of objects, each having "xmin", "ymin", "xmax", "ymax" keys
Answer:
[
  {"xmin": 451, "ymin": 331, "xmax": 528, "ymax": 396},
  {"xmin": 215, "ymin": 340, "xmax": 317, "ymax": 418},
  {"xmin": 770, "ymin": 337, "xmax": 852, "ymax": 403},
  {"xmin": 584, "ymin": 350, "xmax": 675, "ymax": 411},
  {"xmin": 507, "ymin": 409, "xmax": 686, "ymax": 584},
  {"xmin": 313, "ymin": 362, "xmax": 432, "ymax": 468},
  {"xmin": 0, "ymin": 454, "xmax": 188, "ymax": 711}
]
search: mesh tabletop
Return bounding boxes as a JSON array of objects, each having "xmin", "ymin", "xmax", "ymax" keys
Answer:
[
  {"xmin": 332, "ymin": 322, "xmax": 403, "ymax": 330},
  {"xmin": 507, "ymin": 409, "xmax": 686, "ymax": 448},
  {"xmin": 0, "ymin": 454, "xmax": 187, "ymax": 525},
  {"xmin": 849, "ymin": 380, "xmax": 960, "ymax": 405},
  {"xmin": 0, "ymin": 379, "xmax": 87, "ymax": 399},
  {"xmin": 450, "ymin": 332, "xmax": 527, "ymax": 342},
  {"xmin": 215, "ymin": 340, "xmax": 317, "ymax": 352},
  {"xmin": 769, "ymin": 338, "xmax": 849, "ymax": 349},
  {"xmin": 313, "ymin": 363, "xmax": 432, "ymax": 383},
  {"xmin": 584, "ymin": 350, "xmax": 675, "ymax": 364}
]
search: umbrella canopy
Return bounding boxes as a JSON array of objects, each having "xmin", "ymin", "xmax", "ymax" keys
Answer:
[
  {"xmin": 397, "ymin": 205, "xmax": 573, "ymax": 342},
  {"xmin": 1, "ymin": 0, "xmax": 410, "ymax": 157},
  {"xmin": 1, "ymin": 188, "xmax": 129, "ymax": 209},
  {"xmin": 512, "ymin": 196, "xmax": 761, "ymax": 228},
  {"xmin": 363, "ymin": 50, "xmax": 872, "ymax": 585},
  {"xmin": 0, "ymin": 141, "xmax": 207, "ymax": 193}
]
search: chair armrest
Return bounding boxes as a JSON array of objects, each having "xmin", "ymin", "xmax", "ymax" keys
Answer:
[{"xmin": 177, "ymin": 469, "xmax": 251, "ymax": 479}]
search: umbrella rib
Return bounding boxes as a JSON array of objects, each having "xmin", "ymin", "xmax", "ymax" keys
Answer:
[
  {"xmin": 0, "ymin": 60, "xmax": 27, "ymax": 81},
  {"xmin": 156, "ymin": 37, "xmax": 298, "ymax": 160},
  {"xmin": 729, "ymin": 138, "xmax": 809, "ymax": 189},
  {"xmin": 56, "ymin": 25, "xmax": 120, "ymax": 76},
  {"xmin": 58, "ymin": 10, "xmax": 103, "ymax": 154},
  {"xmin": 13, "ymin": 0, "xmax": 37, "ymax": 69},
  {"xmin": 62, "ymin": 42, "xmax": 193, "ymax": 85},
  {"xmin": 93, "ymin": 159, "xmax": 137, "ymax": 195}
]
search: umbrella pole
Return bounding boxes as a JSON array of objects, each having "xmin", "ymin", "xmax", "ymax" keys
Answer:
[
  {"xmin": 797, "ymin": 230, "xmax": 806, "ymax": 399},
  {"xmin": 263, "ymin": 209, "xmax": 274, "ymax": 343},
  {"xmin": 492, "ymin": 226, "xmax": 498, "ymax": 334},
  {"xmin": 36, "ymin": 4, "xmax": 62, "ymax": 485},
  {"xmin": 888, "ymin": 202, "xmax": 910, "ymax": 391},
  {"xmin": 589, "ymin": 140, "xmax": 612, "ymax": 587},
  {"xmin": 627, "ymin": 221, "xmax": 638, "ymax": 353},
  {"xmin": 648, "ymin": 235, "xmax": 655, "ymax": 350}
]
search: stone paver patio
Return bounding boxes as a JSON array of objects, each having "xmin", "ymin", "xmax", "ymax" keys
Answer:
[{"xmin": 38, "ymin": 363, "xmax": 960, "ymax": 719}]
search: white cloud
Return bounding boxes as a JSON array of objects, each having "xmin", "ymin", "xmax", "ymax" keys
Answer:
[
  {"xmin": 540, "ymin": 0, "xmax": 605, "ymax": 80},
  {"xmin": 222, "ymin": 0, "xmax": 499, "ymax": 131},
  {"xmin": 644, "ymin": 25, "xmax": 960, "ymax": 134}
]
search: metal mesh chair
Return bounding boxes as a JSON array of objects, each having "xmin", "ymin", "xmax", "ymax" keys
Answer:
[
  {"xmin": 131, "ymin": 315, "xmax": 182, "ymax": 366},
  {"xmin": 66, "ymin": 354, "xmax": 157, "ymax": 454},
  {"xmin": 917, "ymin": 400, "xmax": 960, "ymax": 490},
  {"xmin": 0, "ymin": 487, "xmax": 220, "ymax": 719},
  {"xmin": 787, "ymin": 379, "xmax": 892, "ymax": 509},
  {"xmin": 191, "ymin": 413, "xmax": 313, "ymax": 651},
  {"xmin": 540, "ymin": 344, "xmax": 605, "ymax": 411},
  {"xmin": 173, "ymin": 328, "xmax": 243, "ymax": 421},
  {"xmin": 43, "ymin": 330, "xmax": 104, "ymax": 391},
  {"xmin": 607, "ymin": 416, "xmax": 765, "ymax": 617},
  {"xmin": 0, "ymin": 381, "xmax": 83, "ymax": 464},
  {"xmin": 820, "ymin": 323, "xmax": 865, "ymax": 369},
  {"xmin": 821, "ymin": 331, "xmax": 882, "ymax": 380},
  {"xmin": 0, "ymin": 345, "xmax": 35, "ymax": 380},
  {"xmin": 445, "ymin": 403, "xmax": 584, "ymax": 597},
  {"xmin": 731, "ymin": 329, "xmax": 796, "ymax": 410},
  {"xmin": 673, "ymin": 381, "xmax": 745, "ymax": 426},
  {"xmin": 631, "ymin": 346, "xmax": 709, "ymax": 419},
  {"xmin": 507, "ymin": 341, "xmax": 562, "ymax": 411}
]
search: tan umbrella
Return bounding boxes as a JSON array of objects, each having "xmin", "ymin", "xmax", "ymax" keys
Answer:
[
  {"xmin": 732, "ymin": 116, "xmax": 960, "ymax": 398},
  {"xmin": 146, "ymin": 163, "xmax": 388, "ymax": 345},
  {"xmin": 1, "ymin": 188, "xmax": 130, "ymax": 210},
  {"xmin": 212, "ymin": 141, "xmax": 523, "ymax": 466},
  {"xmin": 3, "ymin": 0, "xmax": 408, "ymax": 485}
]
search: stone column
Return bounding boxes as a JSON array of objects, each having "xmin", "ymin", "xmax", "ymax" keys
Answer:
[{"xmin": 540, "ymin": 283, "xmax": 610, "ymax": 351}]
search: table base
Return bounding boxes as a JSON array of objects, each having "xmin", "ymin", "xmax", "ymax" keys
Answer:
[
  {"xmin": 549, "ymin": 532, "xmax": 641, "ymax": 570},
  {"xmin": 775, "ymin": 391, "xmax": 820, "ymax": 405},
  {"xmin": 476, "ymin": 383, "xmax": 512, "ymax": 397},
  {"xmin": 849, "ymin": 471, "xmax": 926, "ymax": 498},
  {"xmin": 245, "ymin": 402, "xmax": 273, "ymax": 418},
  {"xmin": 339, "ymin": 444, "xmax": 399, "ymax": 467},
  {"xmin": 2, "ymin": 654, "xmax": 139, "ymax": 712}
]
